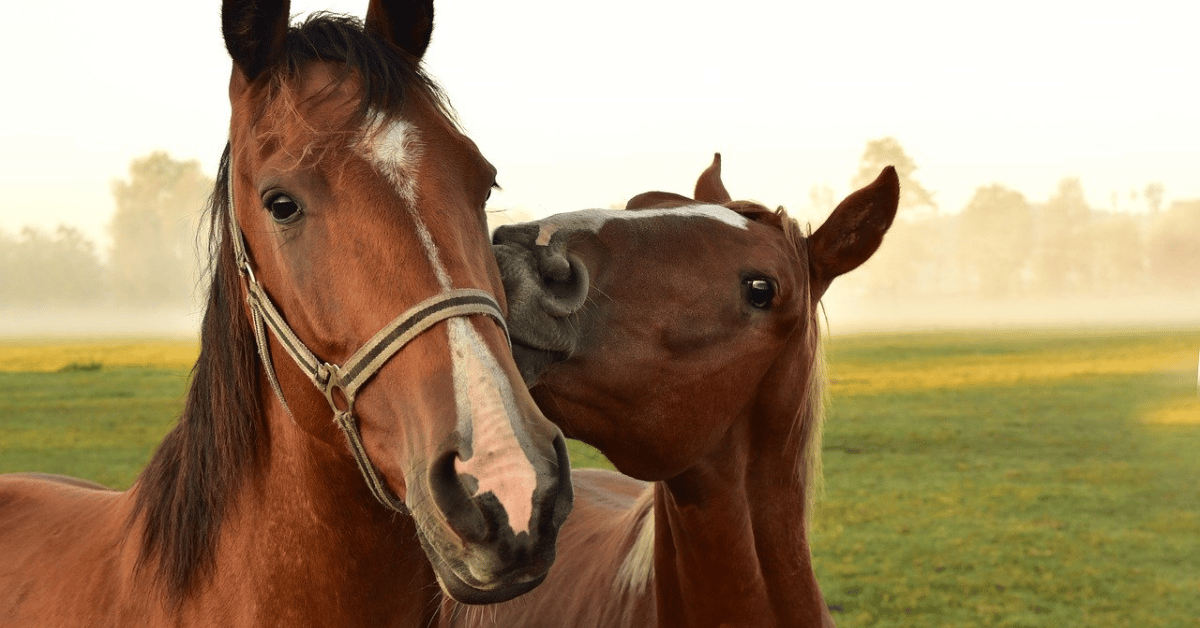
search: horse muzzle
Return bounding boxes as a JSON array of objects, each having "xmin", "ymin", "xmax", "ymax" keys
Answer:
[{"xmin": 416, "ymin": 432, "xmax": 573, "ymax": 603}]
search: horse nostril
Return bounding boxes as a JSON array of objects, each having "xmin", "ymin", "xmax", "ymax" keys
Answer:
[
  {"xmin": 429, "ymin": 451, "xmax": 489, "ymax": 543},
  {"xmin": 537, "ymin": 253, "xmax": 589, "ymax": 318},
  {"xmin": 548, "ymin": 434, "xmax": 573, "ymax": 531},
  {"xmin": 537, "ymin": 251, "xmax": 572, "ymax": 284}
]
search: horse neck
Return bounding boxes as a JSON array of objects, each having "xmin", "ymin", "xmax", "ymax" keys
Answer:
[
  {"xmin": 204, "ymin": 376, "xmax": 441, "ymax": 626},
  {"xmin": 651, "ymin": 355, "xmax": 831, "ymax": 628}
]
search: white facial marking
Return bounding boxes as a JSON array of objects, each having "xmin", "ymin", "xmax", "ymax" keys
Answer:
[
  {"xmin": 406, "ymin": 202, "xmax": 453, "ymax": 290},
  {"xmin": 367, "ymin": 109, "xmax": 539, "ymax": 535},
  {"xmin": 449, "ymin": 317, "xmax": 539, "ymax": 536},
  {"xmin": 534, "ymin": 204, "xmax": 750, "ymax": 246},
  {"xmin": 359, "ymin": 112, "xmax": 453, "ymax": 289},
  {"xmin": 361, "ymin": 111, "xmax": 423, "ymax": 207}
]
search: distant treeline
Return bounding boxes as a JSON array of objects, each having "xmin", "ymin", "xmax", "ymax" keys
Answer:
[
  {"xmin": 1, "ymin": 152, "xmax": 210, "ymax": 307},
  {"xmin": 832, "ymin": 138, "xmax": 1200, "ymax": 300},
  {"xmin": 2, "ymin": 145, "xmax": 1198, "ymax": 308}
]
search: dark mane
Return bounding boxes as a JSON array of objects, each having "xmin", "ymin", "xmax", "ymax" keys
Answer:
[
  {"xmin": 756, "ymin": 204, "xmax": 828, "ymax": 527},
  {"xmin": 784, "ymin": 209, "xmax": 827, "ymax": 528},
  {"xmin": 255, "ymin": 12, "xmax": 458, "ymax": 146},
  {"xmin": 284, "ymin": 12, "xmax": 452, "ymax": 119},
  {"xmin": 130, "ymin": 13, "xmax": 446, "ymax": 603},
  {"xmin": 131, "ymin": 147, "xmax": 262, "ymax": 602}
]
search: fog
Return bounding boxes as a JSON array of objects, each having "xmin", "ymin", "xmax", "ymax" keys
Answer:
[
  {"xmin": 821, "ymin": 293, "xmax": 1199, "ymax": 335},
  {"xmin": 3, "ymin": 2, "xmax": 1198, "ymax": 339},
  {"xmin": 2, "ymin": 294, "xmax": 1195, "ymax": 340},
  {"xmin": 2, "ymin": 148, "xmax": 1196, "ymax": 339},
  {"xmin": 0, "ymin": 307, "xmax": 201, "ymax": 339}
]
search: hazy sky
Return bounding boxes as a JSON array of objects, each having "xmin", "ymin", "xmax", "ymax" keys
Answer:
[{"xmin": 3, "ymin": 0, "xmax": 1198, "ymax": 253}]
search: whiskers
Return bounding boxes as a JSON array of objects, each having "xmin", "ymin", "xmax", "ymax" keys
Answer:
[{"xmin": 440, "ymin": 574, "xmax": 547, "ymax": 626}]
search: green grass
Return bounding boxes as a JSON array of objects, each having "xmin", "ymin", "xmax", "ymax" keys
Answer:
[
  {"xmin": 0, "ymin": 361, "xmax": 609, "ymax": 488},
  {"xmin": 1, "ymin": 330, "xmax": 1197, "ymax": 626},
  {"xmin": 815, "ymin": 329, "xmax": 1200, "ymax": 627},
  {"xmin": 0, "ymin": 366, "xmax": 187, "ymax": 487}
]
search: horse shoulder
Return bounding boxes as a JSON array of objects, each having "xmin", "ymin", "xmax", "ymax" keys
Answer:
[
  {"xmin": 0, "ymin": 474, "xmax": 142, "ymax": 627},
  {"xmin": 560, "ymin": 469, "xmax": 657, "ymax": 625}
]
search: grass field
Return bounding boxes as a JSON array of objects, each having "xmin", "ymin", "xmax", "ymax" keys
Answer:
[
  {"xmin": 1, "ymin": 330, "xmax": 1197, "ymax": 626},
  {"xmin": 815, "ymin": 330, "xmax": 1200, "ymax": 627}
]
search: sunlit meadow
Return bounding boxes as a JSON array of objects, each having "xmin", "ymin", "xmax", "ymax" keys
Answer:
[{"xmin": 1, "ymin": 330, "xmax": 1197, "ymax": 626}]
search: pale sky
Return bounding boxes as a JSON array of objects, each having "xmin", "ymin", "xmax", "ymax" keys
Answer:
[{"xmin": 3, "ymin": 0, "xmax": 1198, "ymax": 255}]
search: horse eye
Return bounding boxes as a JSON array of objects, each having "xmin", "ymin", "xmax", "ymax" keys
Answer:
[
  {"xmin": 484, "ymin": 182, "xmax": 499, "ymax": 208},
  {"xmin": 745, "ymin": 278, "xmax": 776, "ymax": 309},
  {"xmin": 266, "ymin": 194, "xmax": 302, "ymax": 224}
]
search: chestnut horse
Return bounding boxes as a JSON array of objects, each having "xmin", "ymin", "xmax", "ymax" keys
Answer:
[
  {"xmin": 0, "ymin": 1, "xmax": 572, "ymax": 625},
  {"xmin": 443, "ymin": 155, "xmax": 898, "ymax": 627}
]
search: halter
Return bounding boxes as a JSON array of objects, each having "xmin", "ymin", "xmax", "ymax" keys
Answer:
[{"xmin": 225, "ymin": 164, "xmax": 509, "ymax": 513}]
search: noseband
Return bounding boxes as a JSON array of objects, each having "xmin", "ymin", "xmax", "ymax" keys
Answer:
[{"xmin": 226, "ymin": 165, "xmax": 509, "ymax": 513}]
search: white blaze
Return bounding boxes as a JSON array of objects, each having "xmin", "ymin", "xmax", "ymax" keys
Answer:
[
  {"xmin": 361, "ymin": 112, "xmax": 423, "ymax": 207},
  {"xmin": 449, "ymin": 318, "xmax": 538, "ymax": 535},
  {"xmin": 362, "ymin": 112, "xmax": 539, "ymax": 535},
  {"xmin": 534, "ymin": 205, "xmax": 750, "ymax": 246}
]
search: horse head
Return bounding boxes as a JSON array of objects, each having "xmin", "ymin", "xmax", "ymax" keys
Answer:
[
  {"xmin": 494, "ymin": 154, "xmax": 898, "ymax": 480},
  {"xmin": 219, "ymin": 0, "xmax": 571, "ymax": 602}
]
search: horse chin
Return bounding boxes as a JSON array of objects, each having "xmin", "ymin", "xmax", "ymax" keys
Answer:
[
  {"xmin": 511, "ymin": 341, "xmax": 568, "ymax": 388},
  {"xmin": 414, "ymin": 526, "xmax": 552, "ymax": 604},
  {"xmin": 432, "ymin": 558, "xmax": 549, "ymax": 605}
]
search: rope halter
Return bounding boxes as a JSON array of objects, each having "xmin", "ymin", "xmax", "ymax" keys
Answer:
[{"xmin": 226, "ymin": 169, "xmax": 509, "ymax": 513}]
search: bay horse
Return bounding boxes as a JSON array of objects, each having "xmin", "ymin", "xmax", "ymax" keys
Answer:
[
  {"xmin": 443, "ymin": 155, "xmax": 899, "ymax": 627},
  {"xmin": 0, "ymin": 1, "xmax": 572, "ymax": 625}
]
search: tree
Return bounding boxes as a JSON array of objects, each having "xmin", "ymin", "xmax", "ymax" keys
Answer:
[
  {"xmin": 851, "ymin": 137, "xmax": 944, "ymax": 297},
  {"xmin": 851, "ymin": 137, "xmax": 937, "ymax": 218},
  {"xmin": 1032, "ymin": 178, "xmax": 1093, "ymax": 295},
  {"xmin": 807, "ymin": 184, "xmax": 836, "ymax": 219},
  {"xmin": 857, "ymin": 219, "xmax": 934, "ymax": 298},
  {"xmin": 958, "ymin": 185, "xmax": 1033, "ymax": 298},
  {"xmin": 1144, "ymin": 182, "xmax": 1165, "ymax": 215},
  {"xmin": 109, "ymin": 152, "xmax": 212, "ymax": 305},
  {"xmin": 1086, "ymin": 214, "xmax": 1145, "ymax": 294},
  {"xmin": 1148, "ymin": 200, "xmax": 1200, "ymax": 293},
  {"xmin": 0, "ymin": 226, "xmax": 106, "ymax": 305}
]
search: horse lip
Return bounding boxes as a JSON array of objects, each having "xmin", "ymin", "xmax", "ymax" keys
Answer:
[
  {"xmin": 510, "ymin": 339, "xmax": 569, "ymax": 387},
  {"xmin": 510, "ymin": 336, "xmax": 569, "ymax": 355},
  {"xmin": 434, "ymin": 556, "xmax": 550, "ymax": 604},
  {"xmin": 416, "ymin": 518, "xmax": 553, "ymax": 604}
]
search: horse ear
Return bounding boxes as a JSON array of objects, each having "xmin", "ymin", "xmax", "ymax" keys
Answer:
[
  {"xmin": 694, "ymin": 153, "xmax": 732, "ymax": 204},
  {"xmin": 366, "ymin": 0, "xmax": 435, "ymax": 59},
  {"xmin": 222, "ymin": 0, "xmax": 291, "ymax": 82},
  {"xmin": 808, "ymin": 166, "xmax": 899, "ymax": 295}
]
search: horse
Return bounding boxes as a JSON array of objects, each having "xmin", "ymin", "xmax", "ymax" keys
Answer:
[
  {"xmin": 442, "ymin": 155, "xmax": 899, "ymax": 627},
  {"xmin": 0, "ymin": 1, "xmax": 573, "ymax": 625}
]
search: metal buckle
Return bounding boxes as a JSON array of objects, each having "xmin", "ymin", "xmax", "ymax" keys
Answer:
[{"xmin": 317, "ymin": 363, "xmax": 353, "ymax": 416}]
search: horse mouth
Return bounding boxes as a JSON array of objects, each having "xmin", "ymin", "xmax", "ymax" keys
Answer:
[
  {"xmin": 434, "ymin": 559, "xmax": 550, "ymax": 605},
  {"xmin": 510, "ymin": 340, "xmax": 569, "ymax": 387},
  {"xmin": 416, "ymin": 526, "xmax": 555, "ymax": 604},
  {"xmin": 407, "ymin": 431, "xmax": 572, "ymax": 605}
]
